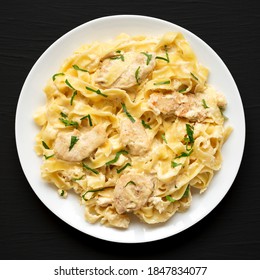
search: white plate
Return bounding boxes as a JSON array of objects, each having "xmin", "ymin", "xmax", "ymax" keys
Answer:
[{"xmin": 15, "ymin": 15, "xmax": 245, "ymax": 243}]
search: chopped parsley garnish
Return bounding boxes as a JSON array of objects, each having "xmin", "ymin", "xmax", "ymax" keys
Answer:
[
  {"xmin": 184, "ymin": 124, "xmax": 194, "ymax": 151},
  {"xmin": 80, "ymin": 114, "xmax": 93, "ymax": 126},
  {"xmin": 135, "ymin": 66, "xmax": 141, "ymax": 85},
  {"xmin": 106, "ymin": 150, "xmax": 128, "ymax": 166},
  {"xmin": 42, "ymin": 141, "xmax": 50, "ymax": 149},
  {"xmin": 125, "ymin": 181, "xmax": 136, "ymax": 187},
  {"xmin": 69, "ymin": 136, "xmax": 79, "ymax": 151},
  {"xmin": 86, "ymin": 86, "xmax": 108, "ymax": 97},
  {"xmin": 82, "ymin": 162, "xmax": 99, "ymax": 174},
  {"xmin": 82, "ymin": 187, "xmax": 107, "ymax": 201},
  {"xmin": 64, "ymin": 80, "xmax": 77, "ymax": 105},
  {"xmin": 60, "ymin": 112, "xmax": 68, "ymax": 118},
  {"xmin": 175, "ymin": 149, "xmax": 193, "ymax": 158},
  {"xmin": 156, "ymin": 45, "xmax": 170, "ymax": 63},
  {"xmin": 73, "ymin": 64, "xmax": 89, "ymax": 72},
  {"xmin": 185, "ymin": 124, "xmax": 194, "ymax": 145},
  {"xmin": 166, "ymin": 195, "xmax": 175, "ymax": 203},
  {"xmin": 110, "ymin": 50, "xmax": 125, "ymax": 61},
  {"xmin": 44, "ymin": 154, "xmax": 54, "ymax": 160},
  {"xmin": 161, "ymin": 134, "xmax": 168, "ymax": 144},
  {"xmin": 141, "ymin": 120, "xmax": 152, "ymax": 129},
  {"xmin": 70, "ymin": 90, "xmax": 77, "ymax": 105},
  {"xmin": 65, "ymin": 79, "xmax": 76, "ymax": 90},
  {"xmin": 154, "ymin": 80, "xmax": 170, "ymax": 86},
  {"xmin": 178, "ymin": 87, "xmax": 187, "ymax": 93},
  {"xmin": 182, "ymin": 185, "xmax": 190, "ymax": 198},
  {"xmin": 171, "ymin": 161, "xmax": 182, "ymax": 168},
  {"xmin": 141, "ymin": 52, "xmax": 153, "ymax": 65},
  {"xmin": 190, "ymin": 72, "xmax": 199, "ymax": 81},
  {"xmin": 59, "ymin": 117, "xmax": 79, "ymax": 129},
  {"xmin": 219, "ymin": 106, "xmax": 228, "ymax": 120},
  {"xmin": 121, "ymin": 103, "xmax": 135, "ymax": 123},
  {"xmin": 202, "ymin": 99, "xmax": 209, "ymax": 109},
  {"xmin": 116, "ymin": 163, "xmax": 131, "ymax": 174},
  {"xmin": 165, "ymin": 185, "xmax": 190, "ymax": 202},
  {"xmin": 52, "ymin": 73, "xmax": 64, "ymax": 81},
  {"xmin": 166, "ymin": 186, "xmax": 190, "ymax": 202},
  {"xmin": 72, "ymin": 175, "xmax": 84, "ymax": 181},
  {"xmin": 59, "ymin": 190, "xmax": 65, "ymax": 196}
]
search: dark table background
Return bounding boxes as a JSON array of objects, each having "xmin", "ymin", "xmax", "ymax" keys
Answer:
[{"xmin": 1, "ymin": 0, "xmax": 259, "ymax": 260}]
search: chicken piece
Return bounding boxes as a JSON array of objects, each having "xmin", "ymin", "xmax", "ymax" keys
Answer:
[
  {"xmin": 95, "ymin": 51, "xmax": 156, "ymax": 89},
  {"xmin": 148, "ymin": 92, "xmax": 207, "ymax": 122},
  {"xmin": 113, "ymin": 173, "xmax": 154, "ymax": 214},
  {"xmin": 53, "ymin": 125, "xmax": 107, "ymax": 162},
  {"xmin": 119, "ymin": 117, "xmax": 151, "ymax": 155}
]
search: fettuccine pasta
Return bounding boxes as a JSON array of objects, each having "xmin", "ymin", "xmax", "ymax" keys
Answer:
[{"xmin": 34, "ymin": 32, "xmax": 232, "ymax": 228}]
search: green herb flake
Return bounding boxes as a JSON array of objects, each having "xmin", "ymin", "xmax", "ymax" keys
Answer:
[
  {"xmin": 60, "ymin": 112, "xmax": 68, "ymax": 118},
  {"xmin": 110, "ymin": 50, "xmax": 125, "ymax": 61},
  {"xmin": 86, "ymin": 86, "xmax": 108, "ymax": 97},
  {"xmin": 44, "ymin": 154, "xmax": 54, "ymax": 160},
  {"xmin": 72, "ymin": 175, "xmax": 84, "ymax": 181},
  {"xmin": 156, "ymin": 56, "xmax": 169, "ymax": 62},
  {"xmin": 69, "ymin": 136, "xmax": 79, "ymax": 151},
  {"xmin": 182, "ymin": 185, "xmax": 190, "ymax": 198},
  {"xmin": 183, "ymin": 124, "xmax": 194, "ymax": 151},
  {"xmin": 82, "ymin": 162, "xmax": 99, "ymax": 175},
  {"xmin": 52, "ymin": 73, "xmax": 64, "ymax": 81},
  {"xmin": 178, "ymin": 88, "xmax": 187, "ymax": 93},
  {"xmin": 185, "ymin": 124, "xmax": 194, "ymax": 145},
  {"xmin": 175, "ymin": 149, "xmax": 193, "ymax": 159},
  {"xmin": 72, "ymin": 64, "xmax": 89, "ymax": 72},
  {"xmin": 121, "ymin": 103, "xmax": 135, "ymax": 123},
  {"xmin": 141, "ymin": 120, "xmax": 152, "ymax": 129},
  {"xmin": 219, "ymin": 107, "xmax": 228, "ymax": 120},
  {"xmin": 59, "ymin": 117, "xmax": 79, "ymax": 129},
  {"xmin": 116, "ymin": 163, "xmax": 131, "ymax": 174},
  {"xmin": 202, "ymin": 99, "xmax": 209, "ymax": 109},
  {"xmin": 110, "ymin": 56, "xmax": 124, "ymax": 61},
  {"xmin": 171, "ymin": 161, "xmax": 182, "ymax": 168},
  {"xmin": 154, "ymin": 80, "xmax": 170, "ymax": 86},
  {"xmin": 60, "ymin": 190, "xmax": 65, "ymax": 196},
  {"xmin": 106, "ymin": 150, "xmax": 128, "ymax": 166},
  {"xmin": 42, "ymin": 141, "xmax": 50, "ymax": 149},
  {"xmin": 155, "ymin": 45, "xmax": 170, "ymax": 63},
  {"xmin": 82, "ymin": 187, "xmax": 107, "ymax": 201},
  {"xmin": 161, "ymin": 134, "xmax": 168, "ymax": 144},
  {"xmin": 125, "ymin": 181, "xmax": 136, "ymax": 187},
  {"xmin": 166, "ymin": 195, "xmax": 175, "ymax": 203},
  {"xmin": 80, "ymin": 114, "xmax": 93, "ymax": 126},
  {"xmin": 70, "ymin": 90, "xmax": 77, "ymax": 105},
  {"xmin": 141, "ymin": 52, "xmax": 153, "ymax": 65},
  {"xmin": 190, "ymin": 72, "xmax": 199, "ymax": 81},
  {"xmin": 65, "ymin": 79, "xmax": 76, "ymax": 90},
  {"xmin": 135, "ymin": 66, "xmax": 141, "ymax": 85}
]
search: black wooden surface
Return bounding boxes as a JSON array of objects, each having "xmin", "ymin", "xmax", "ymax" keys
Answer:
[{"xmin": 0, "ymin": 0, "xmax": 259, "ymax": 260}]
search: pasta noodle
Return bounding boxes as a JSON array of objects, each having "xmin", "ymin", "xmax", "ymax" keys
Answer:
[{"xmin": 34, "ymin": 32, "xmax": 232, "ymax": 228}]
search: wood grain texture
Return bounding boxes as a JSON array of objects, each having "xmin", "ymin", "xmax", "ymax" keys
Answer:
[{"xmin": 0, "ymin": 0, "xmax": 259, "ymax": 260}]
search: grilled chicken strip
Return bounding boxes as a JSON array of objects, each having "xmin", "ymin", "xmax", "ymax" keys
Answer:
[
  {"xmin": 95, "ymin": 51, "xmax": 156, "ymax": 89},
  {"xmin": 148, "ymin": 90, "xmax": 227, "ymax": 122},
  {"xmin": 119, "ymin": 117, "xmax": 151, "ymax": 155},
  {"xmin": 53, "ymin": 125, "xmax": 107, "ymax": 162},
  {"xmin": 114, "ymin": 173, "xmax": 154, "ymax": 214}
]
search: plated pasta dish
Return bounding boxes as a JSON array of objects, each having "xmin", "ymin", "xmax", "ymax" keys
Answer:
[{"xmin": 34, "ymin": 32, "xmax": 232, "ymax": 228}]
